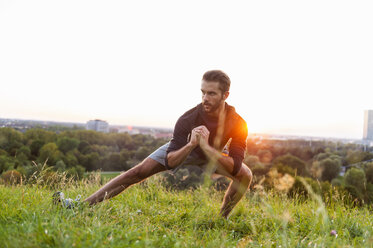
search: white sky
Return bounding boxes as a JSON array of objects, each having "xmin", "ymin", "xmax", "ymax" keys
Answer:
[{"xmin": 1, "ymin": 0, "xmax": 372, "ymax": 139}]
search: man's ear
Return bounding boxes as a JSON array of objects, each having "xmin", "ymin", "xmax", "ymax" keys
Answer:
[{"xmin": 223, "ymin": 91, "xmax": 229, "ymax": 100}]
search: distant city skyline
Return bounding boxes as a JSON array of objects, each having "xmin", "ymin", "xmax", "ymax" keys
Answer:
[
  {"xmin": 0, "ymin": 113, "xmax": 368, "ymax": 141},
  {"xmin": 1, "ymin": 1, "xmax": 372, "ymax": 140}
]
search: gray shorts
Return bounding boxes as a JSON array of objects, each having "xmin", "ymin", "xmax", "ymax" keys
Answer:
[{"xmin": 148, "ymin": 142, "xmax": 215, "ymax": 172}]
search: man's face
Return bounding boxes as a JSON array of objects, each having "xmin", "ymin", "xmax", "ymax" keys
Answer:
[{"xmin": 200, "ymin": 80, "xmax": 228, "ymax": 114}]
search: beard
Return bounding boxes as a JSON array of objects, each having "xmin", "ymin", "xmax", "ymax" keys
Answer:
[{"xmin": 202, "ymin": 98, "xmax": 224, "ymax": 114}]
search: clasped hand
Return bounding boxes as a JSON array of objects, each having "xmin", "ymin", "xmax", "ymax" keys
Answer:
[{"xmin": 190, "ymin": 125, "xmax": 210, "ymax": 149}]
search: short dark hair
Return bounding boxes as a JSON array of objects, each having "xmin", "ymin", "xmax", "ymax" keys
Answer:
[{"xmin": 202, "ymin": 70, "xmax": 231, "ymax": 93}]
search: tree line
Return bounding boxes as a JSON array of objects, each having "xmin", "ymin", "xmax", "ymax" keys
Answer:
[
  {"xmin": 0, "ymin": 127, "xmax": 166, "ymax": 180},
  {"xmin": 2, "ymin": 127, "xmax": 373, "ymax": 205},
  {"xmin": 244, "ymin": 136, "xmax": 373, "ymax": 205}
]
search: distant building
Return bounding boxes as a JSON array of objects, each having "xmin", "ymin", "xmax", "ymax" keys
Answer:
[
  {"xmin": 118, "ymin": 125, "xmax": 140, "ymax": 135},
  {"xmin": 363, "ymin": 110, "xmax": 373, "ymax": 140},
  {"xmin": 86, "ymin": 119, "xmax": 109, "ymax": 133}
]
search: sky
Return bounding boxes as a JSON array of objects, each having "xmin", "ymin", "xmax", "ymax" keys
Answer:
[{"xmin": 0, "ymin": 0, "xmax": 372, "ymax": 139}]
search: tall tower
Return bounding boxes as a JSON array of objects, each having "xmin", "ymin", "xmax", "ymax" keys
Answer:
[{"xmin": 363, "ymin": 110, "xmax": 373, "ymax": 140}]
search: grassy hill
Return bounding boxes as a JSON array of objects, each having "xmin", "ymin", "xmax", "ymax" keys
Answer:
[{"xmin": 1, "ymin": 175, "xmax": 373, "ymax": 247}]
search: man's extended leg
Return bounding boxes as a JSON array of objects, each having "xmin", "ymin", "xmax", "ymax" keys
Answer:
[
  {"xmin": 215, "ymin": 163, "xmax": 252, "ymax": 218},
  {"xmin": 84, "ymin": 157, "xmax": 166, "ymax": 205}
]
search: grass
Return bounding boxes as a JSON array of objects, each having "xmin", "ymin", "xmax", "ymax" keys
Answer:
[
  {"xmin": 86, "ymin": 171, "xmax": 121, "ymax": 182},
  {"xmin": 1, "ymin": 174, "xmax": 373, "ymax": 247}
]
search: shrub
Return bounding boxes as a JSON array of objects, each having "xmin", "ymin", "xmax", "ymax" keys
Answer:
[
  {"xmin": 331, "ymin": 177, "xmax": 344, "ymax": 187},
  {"xmin": 24, "ymin": 161, "xmax": 78, "ymax": 189},
  {"xmin": 1, "ymin": 170, "xmax": 22, "ymax": 185},
  {"xmin": 288, "ymin": 177, "xmax": 320, "ymax": 199},
  {"xmin": 54, "ymin": 160, "xmax": 67, "ymax": 172},
  {"xmin": 41, "ymin": 171, "xmax": 64, "ymax": 187},
  {"xmin": 162, "ymin": 165, "xmax": 205, "ymax": 190},
  {"xmin": 287, "ymin": 176, "xmax": 333, "ymax": 200},
  {"xmin": 344, "ymin": 185, "xmax": 363, "ymax": 205},
  {"xmin": 0, "ymin": 149, "xmax": 8, "ymax": 156},
  {"xmin": 211, "ymin": 176, "xmax": 230, "ymax": 191},
  {"xmin": 66, "ymin": 165, "xmax": 85, "ymax": 180},
  {"xmin": 365, "ymin": 183, "xmax": 373, "ymax": 204},
  {"xmin": 264, "ymin": 168, "xmax": 295, "ymax": 193}
]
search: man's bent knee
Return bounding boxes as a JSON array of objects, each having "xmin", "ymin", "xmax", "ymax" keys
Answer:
[
  {"xmin": 235, "ymin": 163, "xmax": 252, "ymax": 185},
  {"xmin": 131, "ymin": 157, "xmax": 166, "ymax": 179}
]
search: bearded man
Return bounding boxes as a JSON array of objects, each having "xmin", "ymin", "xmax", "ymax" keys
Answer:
[{"xmin": 68, "ymin": 70, "xmax": 252, "ymax": 218}]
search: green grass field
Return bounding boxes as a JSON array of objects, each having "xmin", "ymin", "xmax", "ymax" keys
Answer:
[
  {"xmin": 1, "ymin": 174, "xmax": 373, "ymax": 248},
  {"xmin": 88, "ymin": 171, "xmax": 120, "ymax": 182}
]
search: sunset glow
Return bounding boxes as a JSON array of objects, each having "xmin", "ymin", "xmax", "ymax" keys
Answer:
[{"xmin": 1, "ymin": 1, "xmax": 372, "ymax": 139}]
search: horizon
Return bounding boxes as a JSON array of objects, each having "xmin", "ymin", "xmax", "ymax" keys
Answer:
[
  {"xmin": 1, "ymin": 1, "xmax": 372, "ymax": 140},
  {"xmin": 0, "ymin": 115, "xmax": 366, "ymax": 141}
]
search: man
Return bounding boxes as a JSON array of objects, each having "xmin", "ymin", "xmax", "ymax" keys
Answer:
[{"xmin": 60, "ymin": 70, "xmax": 252, "ymax": 218}]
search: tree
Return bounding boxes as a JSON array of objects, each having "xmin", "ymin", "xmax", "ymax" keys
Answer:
[
  {"xmin": 345, "ymin": 167, "xmax": 366, "ymax": 192},
  {"xmin": 245, "ymin": 137, "xmax": 260, "ymax": 155},
  {"xmin": 57, "ymin": 137, "xmax": 79, "ymax": 154},
  {"xmin": 17, "ymin": 146, "xmax": 31, "ymax": 160},
  {"xmin": 103, "ymin": 153, "xmax": 124, "ymax": 171},
  {"xmin": 120, "ymin": 149, "xmax": 131, "ymax": 161},
  {"xmin": 345, "ymin": 150, "xmax": 367, "ymax": 165},
  {"xmin": 0, "ymin": 128, "xmax": 23, "ymax": 155},
  {"xmin": 135, "ymin": 146, "xmax": 151, "ymax": 160},
  {"xmin": 0, "ymin": 155, "xmax": 15, "ymax": 174},
  {"xmin": 311, "ymin": 153, "xmax": 342, "ymax": 181},
  {"xmin": 113, "ymin": 133, "xmax": 133, "ymax": 150},
  {"xmin": 69, "ymin": 130, "xmax": 103, "ymax": 145},
  {"xmin": 38, "ymin": 143, "xmax": 63, "ymax": 166},
  {"xmin": 365, "ymin": 163, "xmax": 373, "ymax": 184},
  {"xmin": 120, "ymin": 149, "xmax": 131, "ymax": 170},
  {"xmin": 315, "ymin": 152, "xmax": 332, "ymax": 161},
  {"xmin": 365, "ymin": 183, "xmax": 373, "ymax": 204},
  {"xmin": 85, "ymin": 152, "xmax": 100, "ymax": 171},
  {"xmin": 30, "ymin": 140, "xmax": 45, "ymax": 157},
  {"xmin": 24, "ymin": 129, "xmax": 56, "ymax": 143},
  {"xmin": 272, "ymin": 154, "xmax": 307, "ymax": 176},
  {"xmin": 257, "ymin": 150, "xmax": 273, "ymax": 164},
  {"xmin": 243, "ymin": 155, "xmax": 260, "ymax": 168},
  {"xmin": 320, "ymin": 158, "xmax": 342, "ymax": 181},
  {"xmin": 63, "ymin": 151, "xmax": 78, "ymax": 167},
  {"xmin": 78, "ymin": 140, "xmax": 90, "ymax": 154}
]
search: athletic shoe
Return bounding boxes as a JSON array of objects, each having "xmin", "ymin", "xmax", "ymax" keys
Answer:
[{"xmin": 52, "ymin": 191, "xmax": 81, "ymax": 209}]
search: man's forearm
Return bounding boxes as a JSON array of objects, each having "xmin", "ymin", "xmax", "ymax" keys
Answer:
[
  {"xmin": 200, "ymin": 144, "xmax": 235, "ymax": 174},
  {"xmin": 167, "ymin": 142, "xmax": 197, "ymax": 168}
]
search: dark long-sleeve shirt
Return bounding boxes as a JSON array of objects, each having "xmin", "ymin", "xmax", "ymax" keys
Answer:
[{"xmin": 166, "ymin": 103, "xmax": 247, "ymax": 175}]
